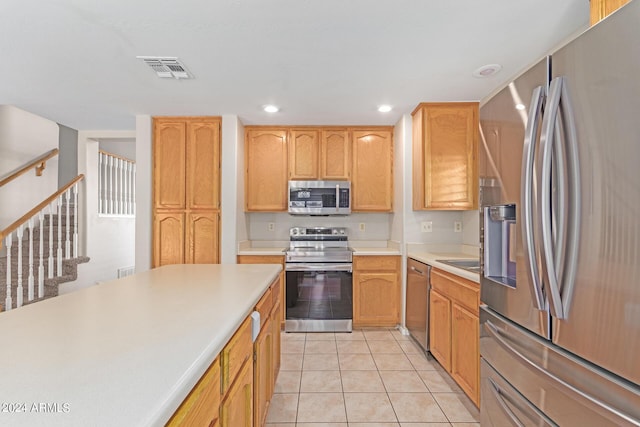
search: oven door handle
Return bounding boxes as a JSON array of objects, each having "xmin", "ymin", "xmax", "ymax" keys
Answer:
[{"xmin": 285, "ymin": 263, "xmax": 352, "ymax": 272}]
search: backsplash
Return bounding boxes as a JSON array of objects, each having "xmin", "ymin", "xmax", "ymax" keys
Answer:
[{"xmin": 248, "ymin": 212, "xmax": 392, "ymax": 241}]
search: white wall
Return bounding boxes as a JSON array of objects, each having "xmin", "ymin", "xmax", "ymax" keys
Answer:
[
  {"xmin": 135, "ymin": 115, "xmax": 152, "ymax": 272},
  {"xmin": 99, "ymin": 139, "xmax": 136, "ymax": 161},
  {"xmin": 0, "ymin": 105, "xmax": 59, "ymax": 229},
  {"xmin": 220, "ymin": 115, "xmax": 245, "ymax": 263},
  {"xmin": 462, "ymin": 209, "xmax": 480, "ymax": 246},
  {"xmin": 71, "ymin": 131, "xmax": 136, "ymax": 291}
]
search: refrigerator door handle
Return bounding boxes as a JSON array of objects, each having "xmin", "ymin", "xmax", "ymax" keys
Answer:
[
  {"xmin": 488, "ymin": 378, "xmax": 526, "ymax": 427},
  {"xmin": 521, "ymin": 85, "xmax": 546, "ymax": 310},
  {"xmin": 538, "ymin": 77, "xmax": 565, "ymax": 318},
  {"xmin": 484, "ymin": 319, "xmax": 635, "ymax": 424}
]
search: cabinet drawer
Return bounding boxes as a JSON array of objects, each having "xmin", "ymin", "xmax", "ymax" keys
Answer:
[
  {"xmin": 430, "ymin": 268, "xmax": 479, "ymax": 315},
  {"xmin": 167, "ymin": 356, "xmax": 220, "ymax": 426},
  {"xmin": 354, "ymin": 255, "xmax": 400, "ymax": 271},
  {"xmin": 221, "ymin": 316, "xmax": 253, "ymax": 394},
  {"xmin": 255, "ymin": 287, "xmax": 273, "ymax": 329}
]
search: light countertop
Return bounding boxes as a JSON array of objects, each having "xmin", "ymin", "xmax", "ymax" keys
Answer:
[
  {"xmin": 408, "ymin": 250, "xmax": 480, "ymax": 283},
  {"xmin": 0, "ymin": 264, "xmax": 281, "ymax": 427}
]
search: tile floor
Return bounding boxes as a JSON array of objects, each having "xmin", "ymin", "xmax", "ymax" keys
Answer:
[{"xmin": 266, "ymin": 328, "xmax": 480, "ymax": 426}]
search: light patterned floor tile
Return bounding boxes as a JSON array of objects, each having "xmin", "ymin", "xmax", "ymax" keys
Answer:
[
  {"xmin": 282, "ymin": 340, "xmax": 306, "ymax": 353},
  {"xmin": 350, "ymin": 423, "xmax": 400, "ymax": 427},
  {"xmin": 297, "ymin": 393, "xmax": 347, "ymax": 423},
  {"xmin": 341, "ymin": 370, "xmax": 385, "ymax": 392},
  {"xmin": 367, "ymin": 340, "xmax": 404, "ymax": 354},
  {"xmin": 398, "ymin": 340, "xmax": 424, "ymax": 354},
  {"xmin": 391, "ymin": 329, "xmax": 412, "ymax": 341},
  {"xmin": 300, "ymin": 370, "xmax": 342, "ymax": 392},
  {"xmin": 295, "ymin": 424, "xmax": 347, "ymax": 427},
  {"xmin": 363, "ymin": 330, "xmax": 396, "ymax": 341},
  {"xmin": 338, "ymin": 353, "xmax": 378, "ymax": 370},
  {"xmin": 274, "ymin": 370, "xmax": 301, "ymax": 393},
  {"xmin": 281, "ymin": 353, "xmax": 304, "ymax": 371},
  {"xmin": 336, "ymin": 340, "xmax": 371, "ymax": 354},
  {"xmin": 432, "ymin": 393, "xmax": 479, "ymax": 423},
  {"xmin": 399, "ymin": 423, "xmax": 452, "ymax": 427},
  {"xmin": 266, "ymin": 393, "xmax": 299, "ymax": 423},
  {"xmin": 335, "ymin": 330, "xmax": 365, "ymax": 340},
  {"xmin": 282, "ymin": 332, "xmax": 306, "ymax": 340},
  {"xmin": 406, "ymin": 352, "xmax": 439, "ymax": 370},
  {"xmin": 450, "ymin": 424, "xmax": 480, "ymax": 427},
  {"xmin": 305, "ymin": 340, "xmax": 337, "ymax": 354},
  {"xmin": 303, "ymin": 353, "xmax": 340, "ymax": 370},
  {"xmin": 379, "ymin": 370, "xmax": 429, "ymax": 392},
  {"xmin": 417, "ymin": 370, "xmax": 458, "ymax": 392},
  {"xmin": 344, "ymin": 392, "xmax": 397, "ymax": 423},
  {"xmin": 372, "ymin": 353, "xmax": 415, "ymax": 370},
  {"xmin": 388, "ymin": 393, "xmax": 448, "ymax": 423},
  {"xmin": 306, "ymin": 332, "xmax": 336, "ymax": 340}
]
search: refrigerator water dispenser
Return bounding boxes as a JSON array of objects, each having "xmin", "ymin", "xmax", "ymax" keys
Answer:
[{"xmin": 484, "ymin": 204, "xmax": 516, "ymax": 288}]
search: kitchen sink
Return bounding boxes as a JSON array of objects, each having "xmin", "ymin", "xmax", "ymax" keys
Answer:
[{"xmin": 435, "ymin": 259, "xmax": 480, "ymax": 273}]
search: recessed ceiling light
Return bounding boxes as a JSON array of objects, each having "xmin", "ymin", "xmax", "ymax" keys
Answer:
[
  {"xmin": 515, "ymin": 103, "xmax": 526, "ymax": 110},
  {"xmin": 378, "ymin": 105, "xmax": 392, "ymax": 113},
  {"xmin": 263, "ymin": 105, "xmax": 279, "ymax": 113},
  {"xmin": 473, "ymin": 64, "xmax": 502, "ymax": 78}
]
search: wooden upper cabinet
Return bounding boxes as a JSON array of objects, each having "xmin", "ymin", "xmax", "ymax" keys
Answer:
[
  {"xmin": 154, "ymin": 121, "xmax": 187, "ymax": 210},
  {"xmin": 412, "ymin": 102, "xmax": 478, "ymax": 210},
  {"xmin": 590, "ymin": 0, "xmax": 629, "ymax": 25},
  {"xmin": 245, "ymin": 129, "xmax": 288, "ymax": 211},
  {"xmin": 289, "ymin": 129, "xmax": 320, "ymax": 180},
  {"xmin": 187, "ymin": 120, "xmax": 220, "ymax": 210},
  {"xmin": 352, "ymin": 129, "xmax": 393, "ymax": 211},
  {"xmin": 320, "ymin": 129, "xmax": 350, "ymax": 180}
]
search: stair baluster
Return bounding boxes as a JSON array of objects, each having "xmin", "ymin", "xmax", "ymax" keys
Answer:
[
  {"xmin": 73, "ymin": 183, "xmax": 79, "ymax": 258},
  {"xmin": 48, "ymin": 202, "xmax": 54, "ymax": 279},
  {"xmin": 27, "ymin": 219, "xmax": 34, "ymax": 302},
  {"xmin": 56, "ymin": 196, "xmax": 62, "ymax": 277},
  {"xmin": 98, "ymin": 152, "xmax": 103, "ymax": 214},
  {"xmin": 119, "ymin": 158, "xmax": 125, "ymax": 215},
  {"xmin": 109, "ymin": 156, "xmax": 114, "ymax": 214},
  {"xmin": 65, "ymin": 189, "xmax": 71, "ymax": 259},
  {"xmin": 16, "ymin": 225, "xmax": 23, "ymax": 307},
  {"xmin": 126, "ymin": 161, "xmax": 131, "ymax": 215},
  {"xmin": 132, "ymin": 163, "xmax": 136, "ymax": 215},
  {"xmin": 38, "ymin": 211, "xmax": 44, "ymax": 298},
  {"xmin": 5, "ymin": 234, "xmax": 12, "ymax": 310}
]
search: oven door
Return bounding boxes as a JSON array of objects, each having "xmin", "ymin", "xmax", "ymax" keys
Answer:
[{"xmin": 285, "ymin": 263, "xmax": 353, "ymax": 332}]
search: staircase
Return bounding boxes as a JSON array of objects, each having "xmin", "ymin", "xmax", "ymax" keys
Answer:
[{"xmin": 0, "ymin": 209, "xmax": 89, "ymax": 310}]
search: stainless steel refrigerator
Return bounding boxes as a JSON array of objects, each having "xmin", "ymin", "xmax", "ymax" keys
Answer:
[{"xmin": 479, "ymin": 1, "xmax": 640, "ymax": 425}]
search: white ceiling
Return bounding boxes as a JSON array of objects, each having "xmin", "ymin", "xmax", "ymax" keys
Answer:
[{"xmin": 0, "ymin": 0, "xmax": 589, "ymax": 131}]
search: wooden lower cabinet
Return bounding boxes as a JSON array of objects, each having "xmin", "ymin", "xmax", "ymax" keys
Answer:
[
  {"xmin": 220, "ymin": 358, "xmax": 253, "ymax": 427},
  {"xmin": 353, "ymin": 256, "xmax": 400, "ymax": 327},
  {"xmin": 271, "ymin": 300, "xmax": 281, "ymax": 381},
  {"xmin": 429, "ymin": 268, "xmax": 480, "ymax": 406},
  {"xmin": 429, "ymin": 289, "xmax": 452, "ymax": 371},
  {"xmin": 237, "ymin": 255, "xmax": 286, "ymax": 325},
  {"xmin": 254, "ymin": 310, "xmax": 273, "ymax": 427}
]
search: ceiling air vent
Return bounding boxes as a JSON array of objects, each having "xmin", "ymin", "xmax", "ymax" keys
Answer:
[{"xmin": 136, "ymin": 56, "xmax": 192, "ymax": 80}]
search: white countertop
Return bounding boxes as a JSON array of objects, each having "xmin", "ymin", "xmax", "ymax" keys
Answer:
[
  {"xmin": 0, "ymin": 264, "xmax": 281, "ymax": 427},
  {"xmin": 408, "ymin": 251, "xmax": 480, "ymax": 283}
]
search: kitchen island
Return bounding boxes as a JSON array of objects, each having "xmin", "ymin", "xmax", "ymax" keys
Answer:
[{"xmin": 0, "ymin": 263, "xmax": 281, "ymax": 427}]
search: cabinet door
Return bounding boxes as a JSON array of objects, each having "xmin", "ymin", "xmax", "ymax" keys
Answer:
[
  {"xmin": 590, "ymin": 0, "xmax": 629, "ymax": 24},
  {"xmin": 352, "ymin": 130, "xmax": 393, "ymax": 211},
  {"xmin": 289, "ymin": 129, "xmax": 319, "ymax": 180},
  {"xmin": 220, "ymin": 359, "xmax": 253, "ymax": 427},
  {"xmin": 271, "ymin": 300, "xmax": 281, "ymax": 383},
  {"xmin": 253, "ymin": 315, "xmax": 273, "ymax": 427},
  {"xmin": 153, "ymin": 212, "xmax": 185, "ymax": 267},
  {"xmin": 187, "ymin": 212, "xmax": 219, "ymax": 264},
  {"xmin": 320, "ymin": 129, "xmax": 350, "ymax": 180},
  {"xmin": 429, "ymin": 289, "xmax": 452, "ymax": 371},
  {"xmin": 245, "ymin": 129, "xmax": 288, "ymax": 211},
  {"xmin": 154, "ymin": 120, "xmax": 187, "ymax": 209},
  {"xmin": 354, "ymin": 271, "xmax": 399, "ymax": 326},
  {"xmin": 167, "ymin": 357, "xmax": 220, "ymax": 427},
  {"xmin": 187, "ymin": 120, "xmax": 220, "ymax": 210},
  {"xmin": 451, "ymin": 302, "xmax": 479, "ymax": 407},
  {"xmin": 421, "ymin": 103, "xmax": 478, "ymax": 210}
]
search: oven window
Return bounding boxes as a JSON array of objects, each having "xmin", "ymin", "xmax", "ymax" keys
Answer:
[{"xmin": 286, "ymin": 270, "xmax": 353, "ymax": 320}]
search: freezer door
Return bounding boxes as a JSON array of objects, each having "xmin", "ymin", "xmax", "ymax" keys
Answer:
[
  {"xmin": 481, "ymin": 359, "xmax": 557, "ymax": 426},
  {"xmin": 548, "ymin": 0, "xmax": 640, "ymax": 385},
  {"xmin": 481, "ymin": 306, "xmax": 640, "ymax": 426},
  {"xmin": 479, "ymin": 58, "xmax": 550, "ymax": 339}
]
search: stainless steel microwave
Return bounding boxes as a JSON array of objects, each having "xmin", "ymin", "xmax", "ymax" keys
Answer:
[{"xmin": 288, "ymin": 180, "xmax": 350, "ymax": 215}]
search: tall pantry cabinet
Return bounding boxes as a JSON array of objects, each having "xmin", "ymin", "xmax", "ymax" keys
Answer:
[{"xmin": 153, "ymin": 117, "xmax": 221, "ymax": 267}]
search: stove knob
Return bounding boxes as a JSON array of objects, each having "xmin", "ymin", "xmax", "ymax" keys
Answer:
[
  {"xmin": 339, "ymin": 229, "xmax": 345, "ymax": 234},
  {"xmin": 332, "ymin": 229, "xmax": 338, "ymax": 235},
  {"xmin": 291, "ymin": 229, "xmax": 298, "ymax": 236},
  {"xmin": 300, "ymin": 229, "xmax": 306, "ymax": 235}
]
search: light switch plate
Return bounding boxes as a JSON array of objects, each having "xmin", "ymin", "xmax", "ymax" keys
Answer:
[{"xmin": 454, "ymin": 221, "xmax": 462, "ymax": 232}]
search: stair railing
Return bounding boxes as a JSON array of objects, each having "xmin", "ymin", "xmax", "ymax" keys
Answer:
[
  {"xmin": 1, "ymin": 174, "xmax": 84, "ymax": 310},
  {"xmin": 0, "ymin": 148, "xmax": 59, "ymax": 188},
  {"xmin": 98, "ymin": 150, "xmax": 135, "ymax": 216}
]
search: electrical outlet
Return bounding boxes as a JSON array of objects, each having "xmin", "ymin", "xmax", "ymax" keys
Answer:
[
  {"xmin": 359, "ymin": 223, "xmax": 366, "ymax": 232},
  {"xmin": 454, "ymin": 221, "xmax": 462, "ymax": 232},
  {"xmin": 268, "ymin": 222, "xmax": 275, "ymax": 232},
  {"xmin": 421, "ymin": 221, "xmax": 433, "ymax": 233}
]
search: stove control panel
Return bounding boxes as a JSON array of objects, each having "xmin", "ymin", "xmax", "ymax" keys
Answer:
[{"xmin": 289, "ymin": 227, "xmax": 348, "ymax": 238}]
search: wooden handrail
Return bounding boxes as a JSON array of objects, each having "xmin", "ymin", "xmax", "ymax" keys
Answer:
[
  {"xmin": 99, "ymin": 149, "xmax": 135, "ymax": 164},
  {"xmin": 0, "ymin": 174, "xmax": 85, "ymax": 246},
  {"xmin": 0, "ymin": 148, "xmax": 59, "ymax": 188}
]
